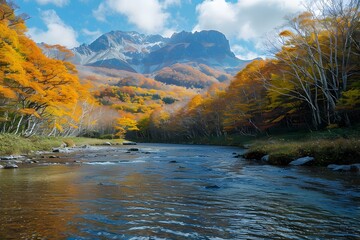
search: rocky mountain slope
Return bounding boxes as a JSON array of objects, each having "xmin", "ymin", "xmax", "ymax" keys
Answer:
[{"xmin": 72, "ymin": 30, "xmax": 250, "ymax": 78}]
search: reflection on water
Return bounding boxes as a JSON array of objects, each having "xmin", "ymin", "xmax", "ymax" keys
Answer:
[{"xmin": 0, "ymin": 144, "xmax": 359, "ymax": 239}]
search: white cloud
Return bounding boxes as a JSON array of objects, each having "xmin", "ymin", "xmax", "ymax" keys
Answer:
[
  {"xmin": 34, "ymin": 0, "xmax": 69, "ymax": 7},
  {"xmin": 162, "ymin": 0, "xmax": 181, "ymax": 8},
  {"xmin": 111, "ymin": 0, "xmax": 168, "ymax": 33},
  {"xmin": 193, "ymin": 0, "xmax": 237, "ymax": 36},
  {"xmin": 162, "ymin": 28, "xmax": 177, "ymax": 38},
  {"xmin": 232, "ymin": 44, "xmax": 259, "ymax": 60},
  {"xmin": 82, "ymin": 28, "xmax": 102, "ymax": 42},
  {"xmin": 194, "ymin": 0, "xmax": 303, "ymax": 41},
  {"xmin": 93, "ymin": 2, "xmax": 108, "ymax": 22},
  {"xmin": 93, "ymin": 0, "xmax": 172, "ymax": 34},
  {"xmin": 82, "ymin": 28, "xmax": 102, "ymax": 37},
  {"xmin": 27, "ymin": 10, "xmax": 79, "ymax": 48}
]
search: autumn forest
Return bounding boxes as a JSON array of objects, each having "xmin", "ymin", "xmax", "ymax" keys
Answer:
[
  {"xmin": 0, "ymin": 0, "xmax": 359, "ymax": 142},
  {"xmin": 1, "ymin": 0, "xmax": 360, "ymax": 239}
]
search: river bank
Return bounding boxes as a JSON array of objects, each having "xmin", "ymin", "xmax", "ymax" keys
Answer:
[
  {"xmin": 241, "ymin": 128, "xmax": 360, "ymax": 169},
  {"xmin": 0, "ymin": 134, "xmax": 126, "ymax": 156},
  {"xmin": 2, "ymin": 127, "xmax": 360, "ymax": 171},
  {"xmin": 0, "ymin": 134, "xmax": 136, "ymax": 169},
  {"xmin": 243, "ymin": 138, "xmax": 360, "ymax": 167},
  {"xmin": 141, "ymin": 127, "xmax": 360, "ymax": 170},
  {"xmin": 0, "ymin": 134, "xmax": 131, "ymax": 168}
]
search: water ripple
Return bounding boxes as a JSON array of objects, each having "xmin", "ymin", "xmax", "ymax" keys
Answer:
[{"xmin": 0, "ymin": 143, "xmax": 359, "ymax": 240}]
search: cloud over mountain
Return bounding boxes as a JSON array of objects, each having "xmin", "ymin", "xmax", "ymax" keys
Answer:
[
  {"xmin": 28, "ymin": 10, "xmax": 79, "ymax": 48},
  {"xmin": 194, "ymin": 0, "xmax": 302, "ymax": 41},
  {"xmin": 193, "ymin": 0, "xmax": 303, "ymax": 59},
  {"xmin": 93, "ymin": 0, "xmax": 179, "ymax": 35}
]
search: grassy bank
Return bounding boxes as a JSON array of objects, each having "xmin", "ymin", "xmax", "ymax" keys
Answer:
[
  {"xmin": 245, "ymin": 138, "xmax": 360, "ymax": 166},
  {"xmin": 158, "ymin": 127, "xmax": 360, "ymax": 166},
  {"xmin": 242, "ymin": 127, "xmax": 360, "ymax": 166},
  {"xmin": 0, "ymin": 134, "xmax": 125, "ymax": 155}
]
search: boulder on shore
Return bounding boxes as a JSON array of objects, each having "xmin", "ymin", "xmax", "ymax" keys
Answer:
[
  {"xmin": 261, "ymin": 155, "xmax": 270, "ymax": 162},
  {"xmin": 243, "ymin": 144, "xmax": 252, "ymax": 149},
  {"xmin": 4, "ymin": 163, "xmax": 18, "ymax": 169},
  {"xmin": 0, "ymin": 164, "xmax": 4, "ymax": 169},
  {"xmin": 289, "ymin": 156, "xmax": 314, "ymax": 166},
  {"xmin": 52, "ymin": 148, "xmax": 69, "ymax": 153},
  {"xmin": 1, "ymin": 155, "xmax": 25, "ymax": 160}
]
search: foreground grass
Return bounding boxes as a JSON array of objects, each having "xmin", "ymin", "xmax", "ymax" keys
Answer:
[
  {"xmin": 245, "ymin": 138, "xmax": 360, "ymax": 166},
  {"xmin": 243, "ymin": 127, "xmax": 360, "ymax": 166},
  {"xmin": 0, "ymin": 134, "xmax": 125, "ymax": 155}
]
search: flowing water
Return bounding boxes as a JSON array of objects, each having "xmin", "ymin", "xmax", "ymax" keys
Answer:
[{"xmin": 0, "ymin": 143, "xmax": 359, "ymax": 239}]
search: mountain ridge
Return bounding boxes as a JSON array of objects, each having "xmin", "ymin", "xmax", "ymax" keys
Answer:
[{"xmin": 72, "ymin": 30, "xmax": 250, "ymax": 76}]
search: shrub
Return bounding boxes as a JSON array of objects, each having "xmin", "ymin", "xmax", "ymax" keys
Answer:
[
  {"xmin": 63, "ymin": 138, "xmax": 75, "ymax": 147},
  {"xmin": 99, "ymin": 134, "xmax": 114, "ymax": 139}
]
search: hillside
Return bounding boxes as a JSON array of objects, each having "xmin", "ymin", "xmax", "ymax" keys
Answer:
[
  {"xmin": 77, "ymin": 65, "xmax": 197, "ymax": 129},
  {"xmin": 154, "ymin": 63, "xmax": 229, "ymax": 89}
]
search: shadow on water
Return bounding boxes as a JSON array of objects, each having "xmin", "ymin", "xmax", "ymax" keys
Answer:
[{"xmin": 0, "ymin": 143, "xmax": 359, "ymax": 239}]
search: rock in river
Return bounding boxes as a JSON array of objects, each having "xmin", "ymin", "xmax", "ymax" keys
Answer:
[
  {"xmin": 328, "ymin": 164, "xmax": 360, "ymax": 172},
  {"xmin": 289, "ymin": 156, "xmax": 314, "ymax": 166},
  {"xmin": 0, "ymin": 164, "xmax": 3, "ymax": 169}
]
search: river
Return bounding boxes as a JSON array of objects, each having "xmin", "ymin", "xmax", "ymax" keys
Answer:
[{"xmin": 0, "ymin": 143, "xmax": 359, "ymax": 239}]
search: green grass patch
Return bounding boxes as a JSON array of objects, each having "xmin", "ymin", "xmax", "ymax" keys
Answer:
[
  {"xmin": 244, "ymin": 128, "xmax": 360, "ymax": 166},
  {"xmin": 0, "ymin": 134, "xmax": 125, "ymax": 155}
]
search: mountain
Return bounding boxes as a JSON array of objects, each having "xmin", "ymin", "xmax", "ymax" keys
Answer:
[
  {"xmin": 143, "ymin": 30, "xmax": 244, "ymax": 73},
  {"xmin": 72, "ymin": 31, "xmax": 167, "ymax": 73},
  {"xmin": 72, "ymin": 30, "xmax": 250, "ymax": 76}
]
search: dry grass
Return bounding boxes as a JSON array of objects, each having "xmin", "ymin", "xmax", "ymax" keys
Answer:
[
  {"xmin": 245, "ymin": 138, "xmax": 360, "ymax": 166},
  {"xmin": 0, "ymin": 134, "xmax": 125, "ymax": 155}
]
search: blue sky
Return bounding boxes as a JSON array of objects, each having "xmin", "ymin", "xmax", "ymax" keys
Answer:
[{"xmin": 16, "ymin": 0, "xmax": 303, "ymax": 60}]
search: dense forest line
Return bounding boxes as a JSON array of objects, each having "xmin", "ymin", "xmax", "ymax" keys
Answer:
[{"xmin": 135, "ymin": 0, "xmax": 360, "ymax": 142}]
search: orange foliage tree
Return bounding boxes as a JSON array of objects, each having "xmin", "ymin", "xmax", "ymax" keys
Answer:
[{"xmin": 0, "ymin": 1, "xmax": 95, "ymax": 136}]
